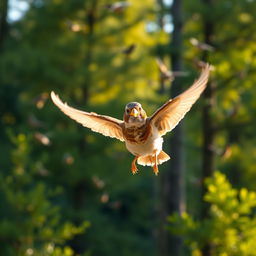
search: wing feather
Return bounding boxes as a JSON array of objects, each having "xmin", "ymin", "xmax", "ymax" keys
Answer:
[
  {"xmin": 51, "ymin": 91, "xmax": 124, "ymax": 141},
  {"xmin": 150, "ymin": 64, "xmax": 211, "ymax": 136}
]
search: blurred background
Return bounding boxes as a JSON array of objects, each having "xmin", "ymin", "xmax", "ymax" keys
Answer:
[{"xmin": 1, "ymin": 0, "xmax": 256, "ymax": 255}]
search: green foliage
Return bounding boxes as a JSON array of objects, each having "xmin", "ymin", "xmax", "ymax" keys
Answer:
[
  {"xmin": 2, "ymin": 0, "xmax": 256, "ymax": 255},
  {"xmin": 0, "ymin": 0, "xmax": 161, "ymax": 255},
  {"xmin": 0, "ymin": 133, "xmax": 89, "ymax": 255},
  {"xmin": 168, "ymin": 171, "xmax": 256, "ymax": 256}
]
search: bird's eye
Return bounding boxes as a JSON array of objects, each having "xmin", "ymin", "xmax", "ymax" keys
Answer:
[{"xmin": 126, "ymin": 109, "xmax": 130, "ymax": 113}]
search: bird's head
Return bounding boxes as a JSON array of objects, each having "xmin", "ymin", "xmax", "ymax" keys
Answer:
[{"xmin": 123, "ymin": 102, "xmax": 147, "ymax": 127}]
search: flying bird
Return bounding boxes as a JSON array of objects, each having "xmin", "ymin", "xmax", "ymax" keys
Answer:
[
  {"xmin": 51, "ymin": 65, "xmax": 210, "ymax": 175},
  {"xmin": 156, "ymin": 57, "xmax": 189, "ymax": 81},
  {"xmin": 190, "ymin": 37, "xmax": 214, "ymax": 52},
  {"xmin": 122, "ymin": 43, "xmax": 136, "ymax": 56},
  {"xmin": 193, "ymin": 58, "xmax": 215, "ymax": 71},
  {"xmin": 104, "ymin": 1, "xmax": 131, "ymax": 12}
]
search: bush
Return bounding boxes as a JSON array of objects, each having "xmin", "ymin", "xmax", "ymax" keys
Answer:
[{"xmin": 168, "ymin": 171, "xmax": 256, "ymax": 256}]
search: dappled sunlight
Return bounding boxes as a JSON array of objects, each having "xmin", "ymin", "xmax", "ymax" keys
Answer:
[{"xmin": 1, "ymin": 0, "xmax": 256, "ymax": 255}]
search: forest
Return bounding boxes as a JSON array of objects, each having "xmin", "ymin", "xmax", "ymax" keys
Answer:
[{"xmin": 1, "ymin": 0, "xmax": 256, "ymax": 255}]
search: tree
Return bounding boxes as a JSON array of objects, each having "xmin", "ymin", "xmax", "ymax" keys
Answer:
[
  {"xmin": 0, "ymin": 0, "xmax": 161, "ymax": 255},
  {"xmin": 0, "ymin": 0, "xmax": 8, "ymax": 49},
  {"xmin": 168, "ymin": 0, "xmax": 256, "ymax": 254},
  {"xmin": 201, "ymin": 0, "xmax": 216, "ymax": 254},
  {"xmin": 3, "ymin": 0, "xmax": 256, "ymax": 255},
  {"xmin": 159, "ymin": 0, "xmax": 186, "ymax": 255}
]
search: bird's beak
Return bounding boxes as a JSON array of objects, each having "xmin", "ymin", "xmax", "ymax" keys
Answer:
[{"xmin": 130, "ymin": 108, "xmax": 139, "ymax": 117}]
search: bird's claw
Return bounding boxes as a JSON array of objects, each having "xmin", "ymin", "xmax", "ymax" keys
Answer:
[
  {"xmin": 131, "ymin": 166, "xmax": 138, "ymax": 175},
  {"xmin": 153, "ymin": 165, "xmax": 159, "ymax": 176},
  {"xmin": 131, "ymin": 156, "xmax": 139, "ymax": 175}
]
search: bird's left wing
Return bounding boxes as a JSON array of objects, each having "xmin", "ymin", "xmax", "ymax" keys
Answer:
[
  {"xmin": 150, "ymin": 64, "xmax": 211, "ymax": 136},
  {"xmin": 51, "ymin": 91, "xmax": 125, "ymax": 141}
]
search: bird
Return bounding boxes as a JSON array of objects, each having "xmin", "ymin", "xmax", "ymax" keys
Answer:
[
  {"xmin": 193, "ymin": 58, "xmax": 215, "ymax": 71},
  {"xmin": 190, "ymin": 37, "xmax": 214, "ymax": 52},
  {"xmin": 104, "ymin": 1, "xmax": 131, "ymax": 13},
  {"xmin": 33, "ymin": 92, "xmax": 48, "ymax": 109},
  {"xmin": 121, "ymin": 43, "xmax": 136, "ymax": 56},
  {"xmin": 34, "ymin": 132, "xmax": 51, "ymax": 146},
  {"xmin": 51, "ymin": 64, "xmax": 210, "ymax": 175},
  {"xmin": 156, "ymin": 57, "xmax": 189, "ymax": 81},
  {"xmin": 66, "ymin": 20, "xmax": 82, "ymax": 32}
]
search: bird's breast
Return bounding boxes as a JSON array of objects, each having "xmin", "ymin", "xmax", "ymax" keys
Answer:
[
  {"xmin": 123, "ymin": 124, "xmax": 163, "ymax": 156},
  {"xmin": 123, "ymin": 122, "xmax": 151, "ymax": 144}
]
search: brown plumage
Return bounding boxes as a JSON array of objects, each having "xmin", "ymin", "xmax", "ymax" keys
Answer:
[
  {"xmin": 122, "ymin": 119, "xmax": 152, "ymax": 144},
  {"xmin": 51, "ymin": 64, "xmax": 210, "ymax": 175}
]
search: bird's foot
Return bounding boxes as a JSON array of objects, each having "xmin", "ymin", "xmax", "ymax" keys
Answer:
[
  {"xmin": 153, "ymin": 165, "xmax": 159, "ymax": 176},
  {"xmin": 131, "ymin": 156, "xmax": 139, "ymax": 175},
  {"xmin": 153, "ymin": 151, "xmax": 159, "ymax": 176},
  {"xmin": 131, "ymin": 164, "xmax": 138, "ymax": 175}
]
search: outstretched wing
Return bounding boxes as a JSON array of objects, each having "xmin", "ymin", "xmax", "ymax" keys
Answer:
[
  {"xmin": 150, "ymin": 64, "xmax": 211, "ymax": 136},
  {"xmin": 51, "ymin": 91, "xmax": 124, "ymax": 141}
]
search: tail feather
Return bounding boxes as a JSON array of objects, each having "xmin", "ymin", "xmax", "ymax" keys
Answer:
[{"xmin": 137, "ymin": 151, "xmax": 170, "ymax": 166}]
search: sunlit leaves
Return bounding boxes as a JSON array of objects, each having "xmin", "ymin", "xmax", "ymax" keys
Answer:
[
  {"xmin": 238, "ymin": 13, "xmax": 253, "ymax": 24},
  {"xmin": 169, "ymin": 171, "xmax": 256, "ymax": 256}
]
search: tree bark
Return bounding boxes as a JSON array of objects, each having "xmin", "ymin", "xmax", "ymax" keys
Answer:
[
  {"xmin": 0, "ymin": 0, "xmax": 8, "ymax": 50},
  {"xmin": 201, "ymin": 0, "xmax": 215, "ymax": 219},
  {"xmin": 158, "ymin": 0, "xmax": 185, "ymax": 255},
  {"xmin": 71, "ymin": 1, "xmax": 98, "ymax": 253},
  {"xmin": 201, "ymin": 0, "xmax": 215, "ymax": 255}
]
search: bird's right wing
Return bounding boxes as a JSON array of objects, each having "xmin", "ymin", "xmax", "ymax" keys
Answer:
[
  {"xmin": 150, "ymin": 64, "xmax": 211, "ymax": 136},
  {"xmin": 51, "ymin": 92, "xmax": 125, "ymax": 142}
]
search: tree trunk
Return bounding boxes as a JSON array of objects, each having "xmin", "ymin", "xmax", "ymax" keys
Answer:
[
  {"xmin": 71, "ymin": 1, "xmax": 98, "ymax": 253},
  {"xmin": 201, "ymin": 0, "xmax": 215, "ymax": 255},
  {"xmin": 0, "ymin": 0, "xmax": 8, "ymax": 50},
  {"xmin": 201, "ymin": 0, "xmax": 215, "ymax": 220},
  {"xmin": 158, "ymin": 0, "xmax": 185, "ymax": 255}
]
